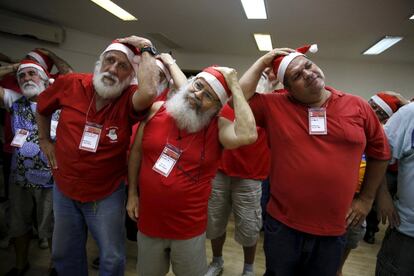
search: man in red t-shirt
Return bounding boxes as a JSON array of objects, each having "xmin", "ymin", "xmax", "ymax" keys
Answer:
[
  {"xmin": 127, "ymin": 66, "xmax": 258, "ymax": 276},
  {"xmin": 36, "ymin": 35, "xmax": 159, "ymax": 276},
  {"xmin": 239, "ymin": 45, "xmax": 390, "ymax": 275}
]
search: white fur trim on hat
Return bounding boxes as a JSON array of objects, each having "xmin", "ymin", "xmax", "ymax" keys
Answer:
[
  {"xmin": 371, "ymin": 95, "xmax": 393, "ymax": 117},
  {"xmin": 18, "ymin": 63, "xmax": 49, "ymax": 81},
  {"xmin": 103, "ymin": 43, "xmax": 136, "ymax": 65},
  {"xmin": 196, "ymin": 71, "xmax": 228, "ymax": 105},
  {"xmin": 27, "ymin": 51, "xmax": 47, "ymax": 70},
  {"xmin": 276, "ymin": 52, "xmax": 304, "ymax": 83},
  {"xmin": 156, "ymin": 60, "xmax": 171, "ymax": 82}
]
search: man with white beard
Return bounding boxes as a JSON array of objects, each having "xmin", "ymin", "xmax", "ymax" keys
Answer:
[
  {"xmin": 127, "ymin": 66, "xmax": 257, "ymax": 276},
  {"xmin": 36, "ymin": 35, "xmax": 159, "ymax": 276},
  {"xmin": 0, "ymin": 60, "xmax": 56, "ymax": 276}
]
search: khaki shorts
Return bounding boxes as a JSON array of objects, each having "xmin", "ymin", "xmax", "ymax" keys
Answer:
[
  {"xmin": 137, "ymin": 231, "xmax": 207, "ymax": 276},
  {"xmin": 9, "ymin": 183, "xmax": 53, "ymax": 238},
  {"xmin": 206, "ymin": 171, "xmax": 262, "ymax": 247}
]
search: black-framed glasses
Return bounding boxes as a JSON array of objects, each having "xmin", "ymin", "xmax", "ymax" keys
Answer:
[{"xmin": 191, "ymin": 79, "xmax": 220, "ymax": 104}]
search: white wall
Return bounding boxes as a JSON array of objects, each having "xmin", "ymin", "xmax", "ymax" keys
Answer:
[{"xmin": 1, "ymin": 27, "xmax": 413, "ymax": 100}]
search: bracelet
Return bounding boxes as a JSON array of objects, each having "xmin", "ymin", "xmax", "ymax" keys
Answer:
[{"xmin": 166, "ymin": 59, "xmax": 176, "ymax": 66}]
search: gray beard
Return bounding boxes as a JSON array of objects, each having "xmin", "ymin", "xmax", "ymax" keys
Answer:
[
  {"xmin": 165, "ymin": 84, "xmax": 219, "ymax": 133},
  {"xmin": 21, "ymin": 81, "xmax": 45, "ymax": 99}
]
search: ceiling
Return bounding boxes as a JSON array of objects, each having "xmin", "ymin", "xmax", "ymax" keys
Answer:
[{"xmin": 0, "ymin": 0, "xmax": 413, "ymax": 63}]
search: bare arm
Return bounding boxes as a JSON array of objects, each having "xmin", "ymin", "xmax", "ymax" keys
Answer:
[
  {"xmin": 37, "ymin": 48, "xmax": 74, "ymax": 74},
  {"xmin": 0, "ymin": 63, "xmax": 19, "ymax": 79},
  {"xmin": 36, "ymin": 112, "xmax": 57, "ymax": 169},
  {"xmin": 117, "ymin": 35, "xmax": 158, "ymax": 112},
  {"xmin": 376, "ymin": 175, "xmax": 400, "ymax": 228},
  {"xmin": 239, "ymin": 48, "xmax": 294, "ymax": 100},
  {"xmin": 346, "ymin": 157, "xmax": 389, "ymax": 227},
  {"xmin": 127, "ymin": 122, "xmax": 146, "ymax": 222},
  {"xmin": 215, "ymin": 67, "xmax": 257, "ymax": 149},
  {"xmin": 158, "ymin": 53, "xmax": 187, "ymax": 89}
]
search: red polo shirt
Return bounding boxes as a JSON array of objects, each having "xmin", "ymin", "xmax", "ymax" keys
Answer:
[
  {"xmin": 138, "ymin": 105, "xmax": 223, "ymax": 239},
  {"xmin": 249, "ymin": 87, "xmax": 390, "ymax": 235},
  {"xmin": 218, "ymin": 105, "xmax": 270, "ymax": 180},
  {"xmin": 37, "ymin": 73, "xmax": 146, "ymax": 202}
]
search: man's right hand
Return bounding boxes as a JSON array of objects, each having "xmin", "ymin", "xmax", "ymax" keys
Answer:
[
  {"xmin": 259, "ymin": 48, "xmax": 295, "ymax": 68},
  {"xmin": 126, "ymin": 194, "xmax": 139, "ymax": 222},
  {"xmin": 39, "ymin": 139, "xmax": 58, "ymax": 169}
]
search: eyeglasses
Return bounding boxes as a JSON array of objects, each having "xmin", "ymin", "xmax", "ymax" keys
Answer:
[{"xmin": 191, "ymin": 79, "xmax": 220, "ymax": 104}]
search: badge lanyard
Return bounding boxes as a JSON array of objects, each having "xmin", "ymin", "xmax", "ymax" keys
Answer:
[
  {"xmin": 79, "ymin": 93, "xmax": 103, "ymax": 152},
  {"xmin": 308, "ymin": 107, "xmax": 327, "ymax": 135},
  {"xmin": 153, "ymin": 126, "xmax": 205, "ymax": 180}
]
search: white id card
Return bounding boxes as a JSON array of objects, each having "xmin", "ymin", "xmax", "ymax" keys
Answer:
[
  {"xmin": 153, "ymin": 144, "xmax": 182, "ymax": 177},
  {"xmin": 11, "ymin": 129, "xmax": 29, "ymax": 148},
  {"xmin": 79, "ymin": 123, "xmax": 102, "ymax": 152},
  {"xmin": 308, "ymin": 107, "xmax": 327, "ymax": 135}
]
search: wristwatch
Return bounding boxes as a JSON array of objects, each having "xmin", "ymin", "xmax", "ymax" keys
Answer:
[{"xmin": 140, "ymin": 46, "xmax": 158, "ymax": 56}]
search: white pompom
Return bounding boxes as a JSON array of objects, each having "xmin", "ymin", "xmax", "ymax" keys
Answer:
[
  {"xmin": 49, "ymin": 78, "xmax": 55, "ymax": 84},
  {"xmin": 309, "ymin": 44, "xmax": 318, "ymax": 53}
]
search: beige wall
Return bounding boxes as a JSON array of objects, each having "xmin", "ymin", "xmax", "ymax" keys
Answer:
[{"xmin": 1, "ymin": 27, "xmax": 413, "ymax": 100}]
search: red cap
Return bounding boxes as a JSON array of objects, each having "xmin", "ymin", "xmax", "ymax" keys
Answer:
[
  {"xmin": 26, "ymin": 50, "xmax": 54, "ymax": 72},
  {"xmin": 196, "ymin": 66, "xmax": 231, "ymax": 105},
  {"xmin": 272, "ymin": 44, "xmax": 318, "ymax": 84}
]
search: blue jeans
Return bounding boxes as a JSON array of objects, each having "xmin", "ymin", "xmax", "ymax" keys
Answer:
[
  {"xmin": 263, "ymin": 215, "xmax": 346, "ymax": 276},
  {"xmin": 52, "ymin": 183, "xmax": 126, "ymax": 276}
]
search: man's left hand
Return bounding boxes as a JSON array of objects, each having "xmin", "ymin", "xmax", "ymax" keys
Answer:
[{"xmin": 346, "ymin": 196, "xmax": 374, "ymax": 227}]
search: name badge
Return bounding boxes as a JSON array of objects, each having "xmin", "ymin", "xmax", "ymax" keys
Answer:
[
  {"xmin": 11, "ymin": 129, "xmax": 29, "ymax": 148},
  {"xmin": 79, "ymin": 123, "xmax": 102, "ymax": 152},
  {"xmin": 153, "ymin": 144, "xmax": 182, "ymax": 177},
  {"xmin": 308, "ymin": 107, "xmax": 327, "ymax": 135}
]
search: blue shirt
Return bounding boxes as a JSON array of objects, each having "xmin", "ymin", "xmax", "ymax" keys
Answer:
[
  {"xmin": 10, "ymin": 97, "xmax": 59, "ymax": 189},
  {"xmin": 384, "ymin": 102, "xmax": 414, "ymax": 237}
]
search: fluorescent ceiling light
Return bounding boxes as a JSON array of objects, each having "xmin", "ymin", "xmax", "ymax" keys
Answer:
[
  {"xmin": 91, "ymin": 0, "xmax": 137, "ymax": 21},
  {"xmin": 241, "ymin": 0, "xmax": 267, "ymax": 19},
  {"xmin": 410, "ymin": 14, "xmax": 414, "ymax": 20},
  {"xmin": 254, "ymin": 34, "xmax": 273, "ymax": 51},
  {"xmin": 363, "ymin": 36, "xmax": 403, "ymax": 55}
]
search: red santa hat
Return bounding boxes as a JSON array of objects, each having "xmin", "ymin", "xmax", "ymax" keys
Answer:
[
  {"xmin": 272, "ymin": 44, "xmax": 318, "ymax": 84},
  {"xmin": 17, "ymin": 60, "xmax": 53, "ymax": 84},
  {"xmin": 102, "ymin": 40, "xmax": 139, "ymax": 67},
  {"xmin": 101, "ymin": 39, "xmax": 140, "ymax": 84},
  {"xmin": 26, "ymin": 50, "xmax": 54, "ymax": 72},
  {"xmin": 196, "ymin": 66, "xmax": 231, "ymax": 105},
  {"xmin": 370, "ymin": 92, "xmax": 400, "ymax": 117}
]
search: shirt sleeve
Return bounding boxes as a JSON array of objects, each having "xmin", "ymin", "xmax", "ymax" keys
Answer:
[
  {"xmin": 384, "ymin": 103, "xmax": 414, "ymax": 160},
  {"xmin": 37, "ymin": 75, "xmax": 68, "ymax": 116},
  {"xmin": 3, "ymin": 89, "xmax": 22, "ymax": 109},
  {"xmin": 362, "ymin": 99, "xmax": 391, "ymax": 160},
  {"xmin": 218, "ymin": 104, "xmax": 235, "ymax": 121}
]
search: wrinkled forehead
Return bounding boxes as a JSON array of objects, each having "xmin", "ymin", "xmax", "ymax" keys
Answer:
[
  {"xmin": 102, "ymin": 50, "xmax": 130, "ymax": 64},
  {"xmin": 17, "ymin": 67, "xmax": 39, "ymax": 76},
  {"xmin": 285, "ymin": 55, "xmax": 310, "ymax": 74}
]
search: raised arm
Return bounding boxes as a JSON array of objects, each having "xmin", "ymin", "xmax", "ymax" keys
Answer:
[
  {"xmin": 239, "ymin": 48, "xmax": 294, "ymax": 100},
  {"xmin": 215, "ymin": 67, "xmax": 257, "ymax": 149},
  {"xmin": 118, "ymin": 36, "xmax": 158, "ymax": 112},
  {"xmin": 36, "ymin": 48, "xmax": 74, "ymax": 74},
  {"xmin": 158, "ymin": 53, "xmax": 188, "ymax": 89},
  {"xmin": 0, "ymin": 63, "xmax": 19, "ymax": 80}
]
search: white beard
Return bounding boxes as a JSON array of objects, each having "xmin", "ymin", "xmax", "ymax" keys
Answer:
[
  {"xmin": 21, "ymin": 81, "xmax": 45, "ymax": 99},
  {"xmin": 165, "ymin": 84, "xmax": 220, "ymax": 133},
  {"xmin": 92, "ymin": 61, "xmax": 132, "ymax": 99}
]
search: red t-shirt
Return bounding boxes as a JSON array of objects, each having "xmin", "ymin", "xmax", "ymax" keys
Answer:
[
  {"xmin": 249, "ymin": 87, "xmax": 390, "ymax": 235},
  {"xmin": 218, "ymin": 105, "xmax": 270, "ymax": 180},
  {"xmin": 37, "ymin": 73, "xmax": 146, "ymax": 202},
  {"xmin": 138, "ymin": 105, "xmax": 223, "ymax": 239}
]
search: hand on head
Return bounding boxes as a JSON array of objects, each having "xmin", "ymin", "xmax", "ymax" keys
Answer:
[
  {"xmin": 261, "ymin": 48, "xmax": 295, "ymax": 67},
  {"xmin": 117, "ymin": 36, "xmax": 152, "ymax": 49}
]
